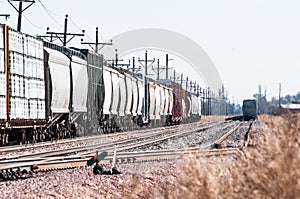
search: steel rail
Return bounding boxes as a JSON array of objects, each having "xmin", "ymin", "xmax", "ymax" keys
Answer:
[
  {"xmin": 34, "ymin": 147, "xmax": 241, "ymax": 172},
  {"xmin": 0, "ymin": 121, "xmax": 224, "ymax": 172},
  {"xmin": 78, "ymin": 121, "xmax": 223, "ymax": 156},
  {"xmin": 0, "ymin": 148, "xmax": 241, "ymax": 172},
  {"xmin": 0, "ymin": 120, "xmax": 210, "ymax": 154},
  {"xmin": 244, "ymin": 120, "xmax": 254, "ymax": 147},
  {"xmin": 201, "ymin": 123, "xmax": 242, "ymax": 149},
  {"xmin": 1, "ymin": 121, "xmax": 222, "ymax": 160}
]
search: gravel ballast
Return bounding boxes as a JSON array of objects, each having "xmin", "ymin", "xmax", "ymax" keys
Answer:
[{"xmin": 0, "ymin": 120, "xmax": 268, "ymax": 198}]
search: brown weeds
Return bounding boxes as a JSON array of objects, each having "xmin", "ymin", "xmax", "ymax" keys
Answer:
[{"xmin": 133, "ymin": 114, "xmax": 299, "ymax": 199}]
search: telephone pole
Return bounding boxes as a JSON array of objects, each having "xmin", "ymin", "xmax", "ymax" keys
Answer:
[
  {"xmin": 165, "ymin": 54, "xmax": 174, "ymax": 80},
  {"xmin": 0, "ymin": 14, "xmax": 10, "ymax": 20},
  {"xmin": 132, "ymin": 57, "xmax": 135, "ymax": 72},
  {"xmin": 152, "ymin": 59, "xmax": 162, "ymax": 80},
  {"xmin": 8, "ymin": 0, "xmax": 35, "ymax": 31},
  {"xmin": 171, "ymin": 70, "xmax": 176, "ymax": 81},
  {"xmin": 186, "ymin": 76, "xmax": 189, "ymax": 90},
  {"xmin": 46, "ymin": 15, "xmax": 84, "ymax": 46},
  {"xmin": 81, "ymin": 27, "xmax": 113, "ymax": 53},
  {"xmin": 279, "ymin": 83, "xmax": 281, "ymax": 106},
  {"xmin": 157, "ymin": 59, "xmax": 160, "ymax": 80},
  {"xmin": 180, "ymin": 73, "xmax": 183, "ymax": 86},
  {"xmin": 166, "ymin": 54, "xmax": 169, "ymax": 79},
  {"xmin": 106, "ymin": 49, "xmax": 131, "ymax": 68},
  {"xmin": 138, "ymin": 50, "xmax": 155, "ymax": 76},
  {"xmin": 138, "ymin": 50, "xmax": 155, "ymax": 123},
  {"xmin": 152, "ymin": 54, "xmax": 173, "ymax": 80}
]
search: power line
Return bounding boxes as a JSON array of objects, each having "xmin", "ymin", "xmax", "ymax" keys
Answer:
[
  {"xmin": 71, "ymin": 16, "xmax": 106, "ymax": 43},
  {"xmin": 98, "ymin": 30, "xmax": 105, "ymax": 42},
  {"xmin": 68, "ymin": 17, "xmax": 82, "ymax": 31},
  {"xmin": 37, "ymin": 0, "xmax": 60, "ymax": 16},
  {"xmin": 23, "ymin": 14, "xmax": 43, "ymax": 29},
  {"xmin": 37, "ymin": 0, "xmax": 63, "ymax": 27},
  {"xmin": 69, "ymin": 16, "xmax": 108, "ymax": 45},
  {"xmin": 68, "ymin": 16, "xmax": 93, "ymax": 41},
  {"xmin": 70, "ymin": 16, "xmax": 106, "ymax": 42}
]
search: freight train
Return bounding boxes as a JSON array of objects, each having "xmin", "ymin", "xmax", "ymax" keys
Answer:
[{"xmin": 0, "ymin": 24, "xmax": 200, "ymax": 145}]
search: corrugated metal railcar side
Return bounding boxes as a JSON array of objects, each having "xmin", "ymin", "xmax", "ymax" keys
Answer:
[
  {"xmin": 79, "ymin": 49, "xmax": 104, "ymax": 124},
  {"xmin": 172, "ymin": 82, "xmax": 182, "ymax": 124}
]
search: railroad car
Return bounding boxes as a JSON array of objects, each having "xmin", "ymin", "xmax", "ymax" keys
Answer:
[
  {"xmin": 101, "ymin": 66, "xmax": 145, "ymax": 132},
  {"xmin": 145, "ymin": 78, "xmax": 173, "ymax": 128},
  {"xmin": 172, "ymin": 81, "xmax": 183, "ymax": 124},
  {"xmin": 190, "ymin": 93, "xmax": 200, "ymax": 121},
  {"xmin": 0, "ymin": 24, "xmax": 46, "ymax": 145},
  {"xmin": 0, "ymin": 23, "xmax": 201, "ymax": 146},
  {"xmin": 159, "ymin": 80, "xmax": 183, "ymax": 125},
  {"xmin": 78, "ymin": 48, "xmax": 104, "ymax": 134},
  {"xmin": 242, "ymin": 99, "xmax": 257, "ymax": 121}
]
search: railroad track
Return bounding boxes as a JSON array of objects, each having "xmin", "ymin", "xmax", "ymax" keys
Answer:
[
  {"xmin": 244, "ymin": 120, "xmax": 254, "ymax": 147},
  {"xmin": 0, "ymin": 121, "xmax": 224, "ymax": 172},
  {"xmin": 0, "ymin": 147, "xmax": 242, "ymax": 174},
  {"xmin": 0, "ymin": 120, "xmax": 223, "ymax": 160},
  {"xmin": 0, "ymin": 120, "xmax": 254, "ymax": 181},
  {"xmin": 0, "ymin": 120, "xmax": 213, "ymax": 155},
  {"xmin": 202, "ymin": 119, "xmax": 254, "ymax": 149}
]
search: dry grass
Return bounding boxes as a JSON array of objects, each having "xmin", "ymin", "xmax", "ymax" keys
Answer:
[
  {"xmin": 129, "ymin": 114, "xmax": 300, "ymax": 199},
  {"xmin": 201, "ymin": 116, "xmax": 226, "ymax": 122}
]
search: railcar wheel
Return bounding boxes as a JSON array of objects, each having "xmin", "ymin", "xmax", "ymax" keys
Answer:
[
  {"xmin": 21, "ymin": 130, "xmax": 26, "ymax": 145},
  {"xmin": 3, "ymin": 133, "xmax": 8, "ymax": 145}
]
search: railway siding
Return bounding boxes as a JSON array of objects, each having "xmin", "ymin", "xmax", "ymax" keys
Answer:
[{"xmin": 0, "ymin": 119, "xmax": 264, "ymax": 181}]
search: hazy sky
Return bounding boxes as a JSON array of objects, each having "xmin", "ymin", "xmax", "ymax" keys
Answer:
[{"xmin": 1, "ymin": 0, "xmax": 299, "ymax": 103}]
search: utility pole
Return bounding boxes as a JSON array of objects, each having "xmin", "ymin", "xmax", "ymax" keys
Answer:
[
  {"xmin": 203, "ymin": 88, "xmax": 207, "ymax": 115},
  {"xmin": 145, "ymin": 51, "xmax": 148, "ymax": 75},
  {"xmin": 137, "ymin": 50, "xmax": 154, "ymax": 123},
  {"xmin": 279, "ymin": 83, "xmax": 281, "ymax": 106},
  {"xmin": 81, "ymin": 27, "xmax": 113, "ymax": 53},
  {"xmin": 46, "ymin": 15, "xmax": 85, "ymax": 46},
  {"xmin": 180, "ymin": 73, "xmax": 183, "ymax": 86},
  {"xmin": 209, "ymin": 89, "xmax": 211, "ymax": 115},
  {"xmin": 157, "ymin": 59, "xmax": 160, "ymax": 80},
  {"xmin": 173, "ymin": 70, "xmax": 176, "ymax": 81},
  {"xmin": 0, "ymin": 14, "xmax": 10, "ymax": 20},
  {"xmin": 165, "ymin": 54, "xmax": 174, "ymax": 80},
  {"xmin": 186, "ymin": 76, "xmax": 189, "ymax": 90},
  {"xmin": 201, "ymin": 88, "xmax": 204, "ymax": 115},
  {"xmin": 126, "ymin": 57, "xmax": 141, "ymax": 73},
  {"xmin": 166, "ymin": 54, "xmax": 168, "ymax": 80},
  {"xmin": 63, "ymin": 15, "xmax": 68, "ymax": 46},
  {"xmin": 152, "ymin": 59, "xmax": 163, "ymax": 80},
  {"xmin": 190, "ymin": 81, "xmax": 193, "ymax": 92},
  {"xmin": 37, "ymin": 34, "xmax": 55, "ymax": 42},
  {"xmin": 132, "ymin": 57, "xmax": 135, "ymax": 72},
  {"xmin": 106, "ymin": 49, "xmax": 132, "ymax": 68},
  {"xmin": 115, "ymin": 49, "xmax": 118, "ymax": 67},
  {"xmin": 8, "ymin": 0, "xmax": 35, "ymax": 31},
  {"xmin": 152, "ymin": 55, "xmax": 173, "ymax": 80},
  {"xmin": 208, "ymin": 88, "xmax": 211, "ymax": 115},
  {"xmin": 138, "ymin": 50, "xmax": 155, "ymax": 76}
]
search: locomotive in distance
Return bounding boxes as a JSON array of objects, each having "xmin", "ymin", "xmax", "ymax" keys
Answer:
[{"xmin": 242, "ymin": 99, "xmax": 257, "ymax": 121}]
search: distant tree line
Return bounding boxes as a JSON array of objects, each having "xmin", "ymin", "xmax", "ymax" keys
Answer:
[
  {"xmin": 201, "ymin": 84, "xmax": 300, "ymax": 116},
  {"xmin": 253, "ymin": 84, "xmax": 300, "ymax": 115},
  {"xmin": 270, "ymin": 92, "xmax": 300, "ymax": 105}
]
